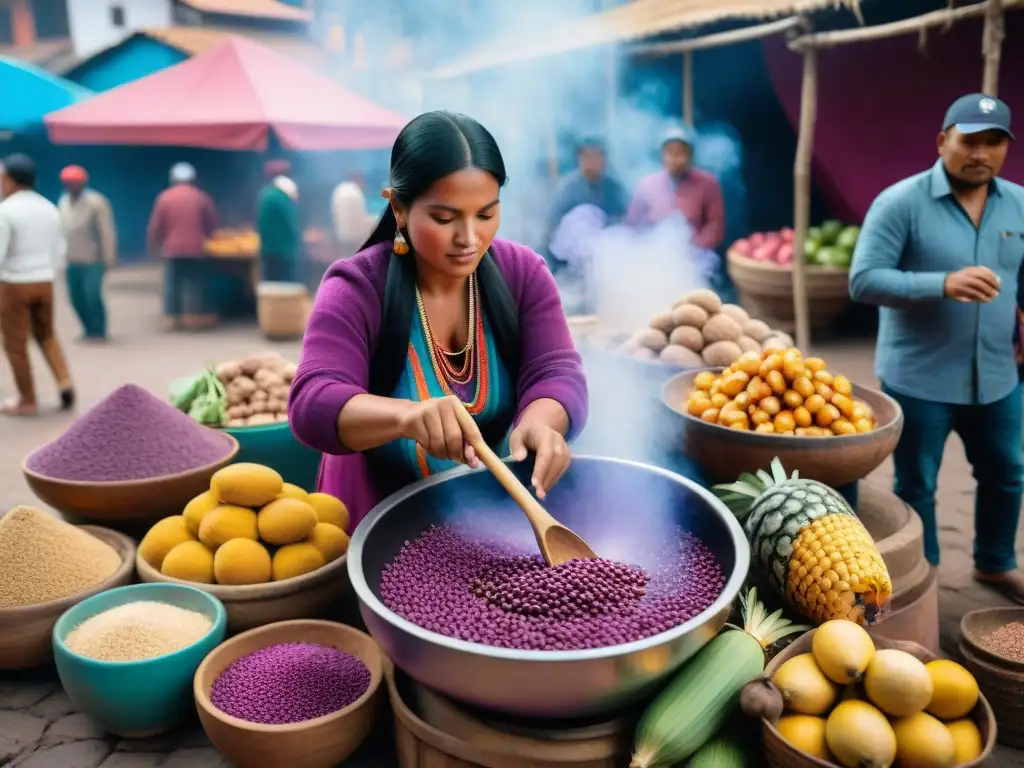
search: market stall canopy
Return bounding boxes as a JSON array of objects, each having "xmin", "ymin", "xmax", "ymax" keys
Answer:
[
  {"xmin": 44, "ymin": 36, "xmax": 407, "ymax": 151},
  {"xmin": 429, "ymin": 0, "xmax": 861, "ymax": 78},
  {"xmin": 0, "ymin": 57, "xmax": 92, "ymax": 133}
]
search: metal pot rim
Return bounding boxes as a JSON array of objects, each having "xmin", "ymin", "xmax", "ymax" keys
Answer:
[{"xmin": 347, "ymin": 454, "xmax": 750, "ymax": 662}]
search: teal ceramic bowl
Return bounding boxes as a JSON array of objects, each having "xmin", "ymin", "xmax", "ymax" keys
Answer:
[
  {"xmin": 222, "ymin": 420, "xmax": 320, "ymax": 492},
  {"xmin": 53, "ymin": 583, "xmax": 227, "ymax": 738}
]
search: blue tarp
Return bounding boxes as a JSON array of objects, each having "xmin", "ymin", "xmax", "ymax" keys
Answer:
[{"xmin": 0, "ymin": 56, "xmax": 92, "ymax": 133}]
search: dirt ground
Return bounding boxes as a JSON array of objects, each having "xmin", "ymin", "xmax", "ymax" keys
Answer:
[{"xmin": 0, "ymin": 265, "xmax": 1021, "ymax": 766}]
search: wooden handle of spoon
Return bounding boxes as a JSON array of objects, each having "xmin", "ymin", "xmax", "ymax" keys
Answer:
[{"xmin": 452, "ymin": 401, "xmax": 554, "ymax": 528}]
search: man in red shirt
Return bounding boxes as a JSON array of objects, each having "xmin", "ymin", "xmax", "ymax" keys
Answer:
[
  {"xmin": 626, "ymin": 127, "xmax": 725, "ymax": 251},
  {"xmin": 147, "ymin": 162, "xmax": 220, "ymax": 331}
]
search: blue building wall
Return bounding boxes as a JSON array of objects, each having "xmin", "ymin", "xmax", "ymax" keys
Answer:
[{"xmin": 65, "ymin": 37, "xmax": 188, "ymax": 93}]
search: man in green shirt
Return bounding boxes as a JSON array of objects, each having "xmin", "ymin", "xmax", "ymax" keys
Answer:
[{"xmin": 258, "ymin": 160, "xmax": 300, "ymax": 283}]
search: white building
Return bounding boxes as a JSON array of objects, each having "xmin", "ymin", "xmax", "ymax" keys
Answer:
[{"xmin": 65, "ymin": 0, "xmax": 173, "ymax": 58}]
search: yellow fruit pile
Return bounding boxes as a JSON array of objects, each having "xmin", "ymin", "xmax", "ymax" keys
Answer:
[
  {"xmin": 686, "ymin": 347, "xmax": 878, "ymax": 436},
  {"xmin": 772, "ymin": 620, "xmax": 984, "ymax": 767},
  {"xmin": 138, "ymin": 463, "xmax": 350, "ymax": 586}
]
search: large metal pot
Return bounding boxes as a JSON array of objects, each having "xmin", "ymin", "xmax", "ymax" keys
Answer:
[{"xmin": 348, "ymin": 456, "xmax": 750, "ymax": 719}]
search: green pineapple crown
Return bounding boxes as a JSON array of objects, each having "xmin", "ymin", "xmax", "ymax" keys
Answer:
[{"xmin": 713, "ymin": 456, "xmax": 796, "ymax": 522}]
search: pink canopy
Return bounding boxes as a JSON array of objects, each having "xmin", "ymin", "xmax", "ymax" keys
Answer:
[{"xmin": 45, "ymin": 35, "xmax": 407, "ymax": 151}]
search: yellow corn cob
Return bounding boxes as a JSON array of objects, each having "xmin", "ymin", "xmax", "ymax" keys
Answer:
[{"xmin": 715, "ymin": 458, "xmax": 892, "ymax": 626}]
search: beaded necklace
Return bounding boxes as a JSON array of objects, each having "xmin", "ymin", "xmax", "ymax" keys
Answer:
[{"xmin": 415, "ymin": 272, "xmax": 479, "ymax": 388}]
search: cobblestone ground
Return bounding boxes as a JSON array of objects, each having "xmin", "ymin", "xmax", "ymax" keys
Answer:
[{"xmin": 0, "ymin": 266, "xmax": 1021, "ymax": 765}]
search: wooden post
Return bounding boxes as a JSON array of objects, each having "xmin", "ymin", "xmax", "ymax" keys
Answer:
[
  {"xmin": 682, "ymin": 50, "xmax": 695, "ymax": 125},
  {"xmin": 982, "ymin": 0, "xmax": 1004, "ymax": 95},
  {"xmin": 792, "ymin": 48, "xmax": 818, "ymax": 352}
]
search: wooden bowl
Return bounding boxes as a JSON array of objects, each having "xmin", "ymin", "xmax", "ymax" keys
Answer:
[
  {"xmin": 727, "ymin": 251, "xmax": 851, "ymax": 333},
  {"xmin": 193, "ymin": 619, "xmax": 383, "ymax": 768},
  {"xmin": 660, "ymin": 368, "xmax": 903, "ymax": 487},
  {"xmin": 0, "ymin": 525, "xmax": 136, "ymax": 670},
  {"xmin": 762, "ymin": 630, "xmax": 996, "ymax": 768},
  {"xmin": 961, "ymin": 608, "xmax": 1024, "ymax": 673},
  {"xmin": 136, "ymin": 549, "xmax": 349, "ymax": 634},
  {"xmin": 22, "ymin": 432, "xmax": 239, "ymax": 526}
]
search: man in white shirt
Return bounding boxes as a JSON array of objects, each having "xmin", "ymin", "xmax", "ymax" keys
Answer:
[
  {"xmin": 0, "ymin": 154, "xmax": 75, "ymax": 416},
  {"xmin": 58, "ymin": 165, "xmax": 117, "ymax": 342}
]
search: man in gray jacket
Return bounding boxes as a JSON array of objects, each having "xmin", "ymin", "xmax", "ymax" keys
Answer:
[{"xmin": 58, "ymin": 165, "xmax": 117, "ymax": 342}]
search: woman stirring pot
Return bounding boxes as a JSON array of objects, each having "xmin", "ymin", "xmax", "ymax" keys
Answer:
[{"xmin": 288, "ymin": 111, "xmax": 589, "ymax": 533}]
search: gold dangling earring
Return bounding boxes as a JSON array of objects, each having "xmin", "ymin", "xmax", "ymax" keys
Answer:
[{"xmin": 393, "ymin": 229, "xmax": 410, "ymax": 255}]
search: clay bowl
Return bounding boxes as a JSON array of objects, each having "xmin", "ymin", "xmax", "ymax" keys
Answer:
[
  {"xmin": 0, "ymin": 525, "xmax": 136, "ymax": 670},
  {"xmin": 136, "ymin": 550, "xmax": 349, "ymax": 634},
  {"xmin": 660, "ymin": 368, "xmax": 903, "ymax": 487},
  {"xmin": 193, "ymin": 619, "xmax": 383, "ymax": 768},
  {"xmin": 961, "ymin": 607, "xmax": 1024, "ymax": 673},
  {"xmin": 22, "ymin": 432, "xmax": 240, "ymax": 528},
  {"xmin": 762, "ymin": 630, "xmax": 996, "ymax": 768}
]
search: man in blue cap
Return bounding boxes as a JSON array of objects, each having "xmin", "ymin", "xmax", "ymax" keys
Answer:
[{"xmin": 850, "ymin": 93, "xmax": 1024, "ymax": 603}]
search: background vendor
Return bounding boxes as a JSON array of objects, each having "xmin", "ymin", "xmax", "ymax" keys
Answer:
[
  {"xmin": 627, "ymin": 127, "xmax": 725, "ymax": 283},
  {"xmin": 257, "ymin": 161, "xmax": 301, "ymax": 283},
  {"xmin": 289, "ymin": 110, "xmax": 588, "ymax": 533}
]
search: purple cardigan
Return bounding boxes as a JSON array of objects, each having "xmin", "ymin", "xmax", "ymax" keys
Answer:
[{"xmin": 288, "ymin": 238, "xmax": 589, "ymax": 532}]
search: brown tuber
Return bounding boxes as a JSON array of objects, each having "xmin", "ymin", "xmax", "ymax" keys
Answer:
[
  {"xmin": 718, "ymin": 303, "xmax": 750, "ymax": 325},
  {"xmin": 671, "ymin": 303, "xmax": 709, "ymax": 329},
  {"xmin": 632, "ymin": 327, "xmax": 669, "ymax": 353},
  {"xmin": 701, "ymin": 313, "xmax": 743, "ymax": 345},
  {"xmin": 678, "ymin": 288, "xmax": 722, "ymax": 315},
  {"xmin": 702, "ymin": 340, "xmax": 743, "ymax": 368},
  {"xmin": 669, "ymin": 325, "xmax": 704, "ymax": 352},
  {"xmin": 660, "ymin": 345, "xmax": 704, "ymax": 368},
  {"xmin": 740, "ymin": 678, "xmax": 784, "ymax": 723},
  {"xmin": 648, "ymin": 311, "xmax": 677, "ymax": 333},
  {"xmin": 741, "ymin": 318, "xmax": 773, "ymax": 343},
  {"xmin": 737, "ymin": 335, "xmax": 762, "ymax": 355}
]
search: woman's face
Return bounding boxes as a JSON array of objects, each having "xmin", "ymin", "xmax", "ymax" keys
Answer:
[{"xmin": 398, "ymin": 167, "xmax": 501, "ymax": 280}]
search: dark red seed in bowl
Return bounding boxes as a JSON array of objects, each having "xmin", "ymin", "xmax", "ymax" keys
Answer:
[{"xmin": 378, "ymin": 525, "xmax": 725, "ymax": 652}]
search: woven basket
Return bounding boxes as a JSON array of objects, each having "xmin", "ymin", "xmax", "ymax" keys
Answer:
[
  {"xmin": 256, "ymin": 282, "xmax": 310, "ymax": 340},
  {"xmin": 958, "ymin": 640, "xmax": 1024, "ymax": 749},
  {"xmin": 761, "ymin": 630, "xmax": 996, "ymax": 768}
]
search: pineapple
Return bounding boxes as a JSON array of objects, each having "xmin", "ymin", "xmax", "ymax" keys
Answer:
[{"xmin": 714, "ymin": 457, "xmax": 892, "ymax": 626}]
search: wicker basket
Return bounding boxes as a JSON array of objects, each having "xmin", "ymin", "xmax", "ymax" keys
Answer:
[
  {"xmin": 958, "ymin": 640, "xmax": 1024, "ymax": 749},
  {"xmin": 761, "ymin": 630, "xmax": 996, "ymax": 768},
  {"xmin": 726, "ymin": 252, "xmax": 850, "ymax": 333},
  {"xmin": 257, "ymin": 282, "xmax": 310, "ymax": 340}
]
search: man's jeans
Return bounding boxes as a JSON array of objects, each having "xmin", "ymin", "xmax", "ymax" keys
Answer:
[{"xmin": 882, "ymin": 382, "xmax": 1024, "ymax": 574}]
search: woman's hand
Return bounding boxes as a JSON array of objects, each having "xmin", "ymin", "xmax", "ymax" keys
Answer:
[
  {"xmin": 509, "ymin": 421, "xmax": 571, "ymax": 499},
  {"xmin": 396, "ymin": 395, "xmax": 481, "ymax": 467}
]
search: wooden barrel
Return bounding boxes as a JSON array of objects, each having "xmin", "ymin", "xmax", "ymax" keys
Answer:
[
  {"xmin": 727, "ymin": 252, "xmax": 850, "ymax": 333},
  {"xmin": 868, "ymin": 565, "xmax": 940, "ymax": 656},
  {"xmin": 386, "ymin": 662, "xmax": 630, "ymax": 767},
  {"xmin": 959, "ymin": 636, "xmax": 1024, "ymax": 749},
  {"xmin": 257, "ymin": 282, "xmax": 310, "ymax": 340},
  {"xmin": 856, "ymin": 482, "xmax": 929, "ymax": 601}
]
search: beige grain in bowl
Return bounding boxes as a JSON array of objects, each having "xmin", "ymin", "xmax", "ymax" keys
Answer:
[
  {"xmin": 193, "ymin": 620, "xmax": 383, "ymax": 768},
  {"xmin": 0, "ymin": 509, "xmax": 135, "ymax": 669},
  {"xmin": 135, "ymin": 549, "xmax": 349, "ymax": 633}
]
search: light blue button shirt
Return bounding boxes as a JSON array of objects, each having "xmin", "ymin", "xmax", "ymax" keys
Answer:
[{"xmin": 849, "ymin": 159, "xmax": 1024, "ymax": 405}]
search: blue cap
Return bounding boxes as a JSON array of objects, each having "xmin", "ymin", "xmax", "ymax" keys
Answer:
[{"xmin": 943, "ymin": 93, "xmax": 1014, "ymax": 140}]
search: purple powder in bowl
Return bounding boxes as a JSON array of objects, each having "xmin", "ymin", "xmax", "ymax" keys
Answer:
[
  {"xmin": 210, "ymin": 642, "xmax": 371, "ymax": 725},
  {"xmin": 379, "ymin": 525, "xmax": 725, "ymax": 652},
  {"xmin": 25, "ymin": 384, "xmax": 234, "ymax": 482}
]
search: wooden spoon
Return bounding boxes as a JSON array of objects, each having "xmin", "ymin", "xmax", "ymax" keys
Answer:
[{"xmin": 453, "ymin": 402, "xmax": 598, "ymax": 567}]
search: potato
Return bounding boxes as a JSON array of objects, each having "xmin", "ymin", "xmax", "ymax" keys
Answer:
[
  {"xmin": 229, "ymin": 375, "xmax": 258, "ymax": 399},
  {"xmin": 227, "ymin": 404, "xmax": 247, "ymax": 420},
  {"xmin": 254, "ymin": 369, "xmax": 286, "ymax": 390},
  {"xmin": 761, "ymin": 336, "xmax": 789, "ymax": 354},
  {"xmin": 275, "ymin": 413, "xmax": 288, "ymax": 422},
  {"xmin": 281, "ymin": 362, "xmax": 298, "ymax": 382},
  {"xmin": 718, "ymin": 304, "xmax": 749, "ymax": 325},
  {"xmin": 269, "ymin": 385, "xmax": 290, "ymax": 400},
  {"xmin": 226, "ymin": 418, "xmax": 247, "ymax": 427},
  {"xmin": 701, "ymin": 340, "xmax": 743, "ymax": 368},
  {"xmin": 737, "ymin": 335, "xmax": 761, "ymax": 354},
  {"xmin": 632, "ymin": 327, "xmax": 669, "ymax": 353},
  {"xmin": 669, "ymin": 325, "xmax": 704, "ymax": 352},
  {"xmin": 660, "ymin": 344, "xmax": 704, "ymax": 368},
  {"xmin": 247, "ymin": 413, "xmax": 277, "ymax": 426},
  {"xmin": 649, "ymin": 311, "xmax": 677, "ymax": 333},
  {"xmin": 241, "ymin": 355, "xmax": 265, "ymax": 376},
  {"xmin": 216, "ymin": 361, "xmax": 243, "ymax": 384},
  {"xmin": 678, "ymin": 289, "xmax": 722, "ymax": 314},
  {"xmin": 250, "ymin": 400, "xmax": 267, "ymax": 415},
  {"xmin": 702, "ymin": 313, "xmax": 743, "ymax": 344},
  {"xmin": 671, "ymin": 303, "xmax": 709, "ymax": 329},
  {"xmin": 632, "ymin": 347, "xmax": 658, "ymax": 361},
  {"xmin": 741, "ymin": 318, "xmax": 773, "ymax": 343},
  {"xmin": 250, "ymin": 388, "xmax": 269, "ymax": 403}
]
